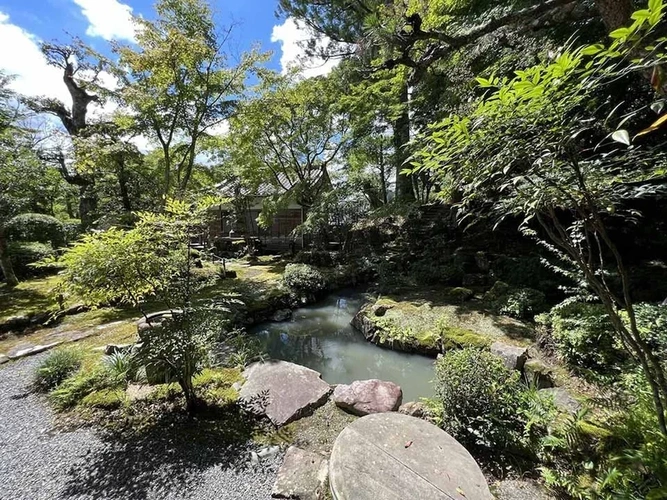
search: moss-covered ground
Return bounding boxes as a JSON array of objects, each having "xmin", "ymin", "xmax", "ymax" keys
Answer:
[{"xmin": 365, "ymin": 287, "xmax": 535, "ymax": 353}]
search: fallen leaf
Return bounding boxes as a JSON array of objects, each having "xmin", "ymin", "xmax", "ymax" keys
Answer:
[
  {"xmin": 404, "ymin": 440, "xmax": 413, "ymax": 448},
  {"xmin": 456, "ymin": 487, "xmax": 466, "ymax": 497}
]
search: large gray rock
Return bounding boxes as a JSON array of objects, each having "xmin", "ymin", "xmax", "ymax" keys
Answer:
[
  {"xmin": 333, "ymin": 379, "xmax": 402, "ymax": 416},
  {"xmin": 540, "ymin": 387, "xmax": 581, "ymax": 414},
  {"xmin": 329, "ymin": 412, "xmax": 493, "ymax": 500},
  {"xmin": 491, "ymin": 342, "xmax": 529, "ymax": 371},
  {"xmin": 493, "ymin": 480, "xmax": 554, "ymax": 500},
  {"xmin": 0, "ymin": 354, "xmax": 9, "ymax": 365},
  {"xmin": 240, "ymin": 360, "xmax": 331, "ymax": 426},
  {"xmin": 272, "ymin": 446, "xmax": 328, "ymax": 500}
]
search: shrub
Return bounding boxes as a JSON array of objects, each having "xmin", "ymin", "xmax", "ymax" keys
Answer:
[
  {"xmin": 485, "ymin": 281, "xmax": 546, "ymax": 319},
  {"xmin": 5, "ymin": 213, "xmax": 65, "ymax": 247},
  {"xmin": 7, "ymin": 241, "xmax": 57, "ymax": 278},
  {"xmin": 283, "ymin": 263, "xmax": 326, "ymax": 295},
  {"xmin": 33, "ymin": 348, "xmax": 84, "ymax": 392},
  {"xmin": 103, "ymin": 351, "xmax": 138, "ymax": 381},
  {"xmin": 49, "ymin": 367, "xmax": 122, "ymax": 411},
  {"xmin": 634, "ymin": 303, "xmax": 667, "ymax": 359},
  {"xmin": 544, "ymin": 302, "xmax": 624, "ymax": 374},
  {"xmin": 435, "ymin": 348, "xmax": 524, "ymax": 450},
  {"xmin": 135, "ymin": 310, "xmax": 218, "ymax": 412},
  {"xmin": 61, "ymin": 219, "xmax": 82, "ymax": 244},
  {"xmin": 294, "ymin": 249, "xmax": 339, "ymax": 267}
]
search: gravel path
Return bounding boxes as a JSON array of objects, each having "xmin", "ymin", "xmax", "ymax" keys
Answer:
[{"xmin": 0, "ymin": 355, "xmax": 282, "ymax": 500}]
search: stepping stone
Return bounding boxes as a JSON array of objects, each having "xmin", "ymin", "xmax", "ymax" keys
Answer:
[
  {"xmin": 333, "ymin": 379, "xmax": 402, "ymax": 416},
  {"xmin": 329, "ymin": 413, "xmax": 493, "ymax": 500},
  {"xmin": 126, "ymin": 384, "xmax": 158, "ymax": 402},
  {"xmin": 491, "ymin": 342, "xmax": 528, "ymax": 371},
  {"xmin": 7, "ymin": 342, "xmax": 63, "ymax": 359},
  {"xmin": 0, "ymin": 354, "xmax": 9, "ymax": 365},
  {"xmin": 272, "ymin": 446, "xmax": 328, "ymax": 500},
  {"xmin": 239, "ymin": 360, "xmax": 331, "ymax": 426}
]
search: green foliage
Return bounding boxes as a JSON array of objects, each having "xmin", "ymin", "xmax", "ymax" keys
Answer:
[
  {"xmin": 8, "ymin": 242, "xmax": 57, "ymax": 279},
  {"xmin": 635, "ymin": 303, "xmax": 667, "ymax": 359},
  {"xmin": 283, "ymin": 263, "xmax": 326, "ymax": 295},
  {"xmin": 60, "ymin": 219, "xmax": 82, "ymax": 244},
  {"xmin": 49, "ymin": 367, "xmax": 123, "ymax": 411},
  {"xmin": 103, "ymin": 351, "xmax": 138, "ymax": 381},
  {"xmin": 33, "ymin": 348, "xmax": 84, "ymax": 392},
  {"xmin": 485, "ymin": 281, "xmax": 546, "ymax": 319},
  {"xmin": 5, "ymin": 213, "xmax": 65, "ymax": 247},
  {"xmin": 294, "ymin": 250, "xmax": 340, "ymax": 268},
  {"xmin": 56, "ymin": 199, "xmax": 213, "ymax": 307},
  {"xmin": 81, "ymin": 389, "xmax": 127, "ymax": 410},
  {"xmin": 543, "ymin": 302, "xmax": 623, "ymax": 374},
  {"xmin": 446, "ymin": 287, "xmax": 474, "ymax": 303},
  {"xmin": 434, "ymin": 348, "xmax": 524, "ymax": 450},
  {"xmin": 135, "ymin": 310, "xmax": 219, "ymax": 410}
]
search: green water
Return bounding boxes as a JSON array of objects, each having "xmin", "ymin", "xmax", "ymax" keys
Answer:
[{"xmin": 250, "ymin": 291, "xmax": 436, "ymax": 402}]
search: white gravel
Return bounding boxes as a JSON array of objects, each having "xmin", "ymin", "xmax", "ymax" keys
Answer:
[{"xmin": 0, "ymin": 355, "xmax": 282, "ymax": 500}]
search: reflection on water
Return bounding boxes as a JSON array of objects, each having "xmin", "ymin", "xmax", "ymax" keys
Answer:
[{"xmin": 250, "ymin": 291, "xmax": 435, "ymax": 402}]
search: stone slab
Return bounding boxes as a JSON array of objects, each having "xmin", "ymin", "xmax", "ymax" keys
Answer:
[
  {"xmin": 333, "ymin": 379, "xmax": 402, "ymax": 416},
  {"xmin": 329, "ymin": 412, "xmax": 492, "ymax": 500},
  {"xmin": 240, "ymin": 360, "xmax": 331, "ymax": 426},
  {"xmin": 490, "ymin": 342, "xmax": 529, "ymax": 371},
  {"xmin": 0, "ymin": 354, "xmax": 9, "ymax": 365},
  {"xmin": 272, "ymin": 446, "xmax": 328, "ymax": 500},
  {"xmin": 8, "ymin": 342, "xmax": 63, "ymax": 359}
]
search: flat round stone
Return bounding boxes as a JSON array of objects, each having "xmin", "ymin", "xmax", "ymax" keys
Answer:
[{"xmin": 329, "ymin": 412, "xmax": 492, "ymax": 500}]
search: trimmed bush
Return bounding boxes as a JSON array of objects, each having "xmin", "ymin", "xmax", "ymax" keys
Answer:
[
  {"xmin": 33, "ymin": 349, "xmax": 84, "ymax": 392},
  {"xmin": 61, "ymin": 219, "xmax": 82, "ymax": 244},
  {"xmin": 5, "ymin": 213, "xmax": 65, "ymax": 247},
  {"xmin": 7, "ymin": 241, "xmax": 57, "ymax": 278},
  {"xmin": 435, "ymin": 348, "xmax": 524, "ymax": 450},
  {"xmin": 283, "ymin": 263, "xmax": 326, "ymax": 295}
]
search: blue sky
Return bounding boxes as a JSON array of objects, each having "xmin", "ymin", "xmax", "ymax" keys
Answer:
[{"xmin": 0, "ymin": 0, "xmax": 336, "ymax": 109}]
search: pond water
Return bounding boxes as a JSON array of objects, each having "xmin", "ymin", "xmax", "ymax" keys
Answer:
[{"xmin": 250, "ymin": 291, "xmax": 436, "ymax": 402}]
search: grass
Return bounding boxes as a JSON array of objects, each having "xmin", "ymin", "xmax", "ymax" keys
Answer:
[{"xmin": 0, "ymin": 275, "xmax": 64, "ymax": 323}]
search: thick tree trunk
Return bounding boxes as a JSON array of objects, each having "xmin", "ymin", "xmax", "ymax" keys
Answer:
[
  {"xmin": 78, "ymin": 182, "xmax": 98, "ymax": 230},
  {"xmin": 595, "ymin": 0, "xmax": 633, "ymax": 30},
  {"xmin": 394, "ymin": 82, "xmax": 415, "ymax": 202},
  {"xmin": 0, "ymin": 227, "xmax": 19, "ymax": 287}
]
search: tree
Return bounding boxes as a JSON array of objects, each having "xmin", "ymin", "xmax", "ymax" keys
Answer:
[
  {"xmin": 413, "ymin": 2, "xmax": 667, "ymax": 434},
  {"xmin": 56, "ymin": 198, "xmax": 219, "ymax": 411},
  {"xmin": 109, "ymin": 0, "xmax": 264, "ymax": 198},
  {"xmin": 223, "ymin": 73, "xmax": 349, "ymax": 223},
  {"xmin": 25, "ymin": 42, "xmax": 104, "ymax": 229},
  {"xmin": 0, "ymin": 74, "xmax": 58, "ymax": 287}
]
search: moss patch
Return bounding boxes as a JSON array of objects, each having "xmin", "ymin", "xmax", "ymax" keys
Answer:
[
  {"xmin": 0, "ymin": 275, "xmax": 63, "ymax": 323},
  {"xmin": 364, "ymin": 288, "xmax": 533, "ymax": 354}
]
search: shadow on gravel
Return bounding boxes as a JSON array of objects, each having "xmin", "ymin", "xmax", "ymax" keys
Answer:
[{"xmin": 60, "ymin": 406, "xmax": 261, "ymax": 500}]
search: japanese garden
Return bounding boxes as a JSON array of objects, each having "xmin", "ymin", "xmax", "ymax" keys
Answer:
[{"xmin": 1, "ymin": 0, "xmax": 667, "ymax": 498}]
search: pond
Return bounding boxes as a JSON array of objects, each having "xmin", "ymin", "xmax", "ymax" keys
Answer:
[{"xmin": 250, "ymin": 290, "xmax": 436, "ymax": 402}]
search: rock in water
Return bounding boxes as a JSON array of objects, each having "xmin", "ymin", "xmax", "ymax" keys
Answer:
[
  {"xmin": 494, "ymin": 480, "xmax": 555, "ymax": 500},
  {"xmin": 333, "ymin": 379, "xmax": 402, "ymax": 416},
  {"xmin": 329, "ymin": 413, "xmax": 493, "ymax": 500},
  {"xmin": 240, "ymin": 360, "xmax": 331, "ymax": 426},
  {"xmin": 272, "ymin": 446, "xmax": 328, "ymax": 500},
  {"xmin": 398, "ymin": 401, "xmax": 429, "ymax": 419}
]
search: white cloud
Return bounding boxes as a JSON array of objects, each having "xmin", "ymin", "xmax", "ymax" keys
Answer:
[
  {"xmin": 271, "ymin": 17, "xmax": 339, "ymax": 79},
  {"xmin": 0, "ymin": 11, "xmax": 71, "ymax": 105},
  {"xmin": 72, "ymin": 0, "xmax": 136, "ymax": 42}
]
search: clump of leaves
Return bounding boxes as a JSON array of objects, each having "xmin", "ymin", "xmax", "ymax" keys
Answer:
[
  {"xmin": 49, "ymin": 367, "xmax": 123, "ymax": 411},
  {"xmin": 283, "ymin": 263, "xmax": 326, "ymax": 296},
  {"xmin": 435, "ymin": 347, "xmax": 525, "ymax": 451},
  {"xmin": 33, "ymin": 348, "xmax": 84, "ymax": 393}
]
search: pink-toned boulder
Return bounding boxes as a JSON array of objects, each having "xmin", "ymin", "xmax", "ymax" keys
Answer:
[{"xmin": 333, "ymin": 379, "xmax": 402, "ymax": 416}]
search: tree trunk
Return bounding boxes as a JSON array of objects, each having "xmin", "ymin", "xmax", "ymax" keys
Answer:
[
  {"xmin": 0, "ymin": 227, "xmax": 19, "ymax": 287},
  {"xmin": 595, "ymin": 0, "xmax": 633, "ymax": 30},
  {"xmin": 117, "ymin": 157, "xmax": 133, "ymax": 214},
  {"xmin": 78, "ymin": 182, "xmax": 98, "ymax": 231},
  {"xmin": 394, "ymin": 82, "xmax": 415, "ymax": 202}
]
